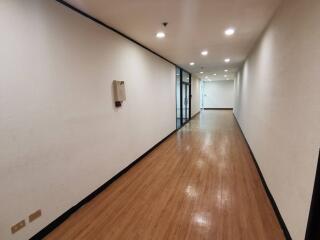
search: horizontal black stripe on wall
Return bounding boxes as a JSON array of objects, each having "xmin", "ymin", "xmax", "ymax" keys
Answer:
[
  {"xmin": 55, "ymin": 0, "xmax": 190, "ymax": 75},
  {"xmin": 204, "ymin": 108, "xmax": 233, "ymax": 110}
]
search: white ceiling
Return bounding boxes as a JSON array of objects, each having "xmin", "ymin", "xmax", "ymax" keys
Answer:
[{"xmin": 65, "ymin": 0, "xmax": 282, "ymax": 80}]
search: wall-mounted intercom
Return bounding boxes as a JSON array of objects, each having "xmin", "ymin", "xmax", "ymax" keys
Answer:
[{"xmin": 113, "ymin": 80, "xmax": 126, "ymax": 107}]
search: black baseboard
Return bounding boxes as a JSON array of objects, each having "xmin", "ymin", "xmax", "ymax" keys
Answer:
[
  {"xmin": 305, "ymin": 149, "xmax": 320, "ymax": 240},
  {"xmin": 191, "ymin": 111, "xmax": 200, "ymax": 119},
  {"xmin": 233, "ymin": 114, "xmax": 292, "ymax": 240},
  {"xmin": 204, "ymin": 108, "xmax": 233, "ymax": 110},
  {"xmin": 30, "ymin": 129, "xmax": 177, "ymax": 240}
]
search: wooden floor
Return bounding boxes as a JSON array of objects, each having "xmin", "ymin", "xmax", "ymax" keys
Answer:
[{"xmin": 46, "ymin": 110, "xmax": 285, "ymax": 240}]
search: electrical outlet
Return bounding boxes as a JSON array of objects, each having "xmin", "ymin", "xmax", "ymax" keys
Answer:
[
  {"xmin": 11, "ymin": 220, "xmax": 26, "ymax": 234},
  {"xmin": 29, "ymin": 209, "xmax": 41, "ymax": 223}
]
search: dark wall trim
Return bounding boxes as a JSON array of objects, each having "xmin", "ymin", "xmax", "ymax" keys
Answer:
[
  {"xmin": 189, "ymin": 73, "xmax": 192, "ymax": 119},
  {"xmin": 176, "ymin": 69, "xmax": 192, "ymax": 130},
  {"xmin": 179, "ymin": 68, "xmax": 183, "ymax": 127},
  {"xmin": 305, "ymin": 149, "xmax": 320, "ymax": 240},
  {"xmin": 30, "ymin": 129, "xmax": 177, "ymax": 239},
  {"xmin": 191, "ymin": 111, "xmax": 200, "ymax": 119},
  {"xmin": 233, "ymin": 114, "xmax": 292, "ymax": 240},
  {"xmin": 55, "ymin": 0, "xmax": 191, "ymax": 75},
  {"xmin": 204, "ymin": 108, "xmax": 233, "ymax": 110}
]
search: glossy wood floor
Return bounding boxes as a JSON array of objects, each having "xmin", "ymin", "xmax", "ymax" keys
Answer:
[{"xmin": 46, "ymin": 110, "xmax": 285, "ymax": 240}]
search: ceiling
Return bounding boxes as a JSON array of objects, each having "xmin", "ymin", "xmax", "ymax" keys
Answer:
[{"xmin": 65, "ymin": 0, "xmax": 282, "ymax": 80}]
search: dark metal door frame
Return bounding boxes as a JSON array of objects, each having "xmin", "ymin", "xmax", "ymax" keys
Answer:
[
  {"xmin": 177, "ymin": 68, "xmax": 191, "ymax": 129},
  {"xmin": 182, "ymin": 81, "xmax": 190, "ymax": 124}
]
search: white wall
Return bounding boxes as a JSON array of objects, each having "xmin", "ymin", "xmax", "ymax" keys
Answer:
[
  {"xmin": 203, "ymin": 80, "xmax": 234, "ymax": 108},
  {"xmin": 234, "ymin": 0, "xmax": 320, "ymax": 238},
  {"xmin": 0, "ymin": 1, "xmax": 176, "ymax": 239},
  {"xmin": 191, "ymin": 77, "xmax": 200, "ymax": 116}
]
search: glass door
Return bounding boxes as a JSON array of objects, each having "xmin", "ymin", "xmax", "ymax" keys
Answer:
[
  {"xmin": 182, "ymin": 82, "xmax": 190, "ymax": 124},
  {"xmin": 176, "ymin": 67, "xmax": 191, "ymax": 129},
  {"xmin": 181, "ymin": 70, "xmax": 191, "ymax": 124},
  {"xmin": 176, "ymin": 67, "xmax": 181, "ymax": 129}
]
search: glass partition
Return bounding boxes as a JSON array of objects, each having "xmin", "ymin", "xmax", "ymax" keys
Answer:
[
  {"xmin": 176, "ymin": 67, "xmax": 181, "ymax": 128},
  {"xmin": 176, "ymin": 67, "xmax": 191, "ymax": 128}
]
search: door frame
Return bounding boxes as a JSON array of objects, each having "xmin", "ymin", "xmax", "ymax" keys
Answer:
[
  {"xmin": 181, "ymin": 81, "xmax": 190, "ymax": 124},
  {"xmin": 176, "ymin": 67, "xmax": 191, "ymax": 129}
]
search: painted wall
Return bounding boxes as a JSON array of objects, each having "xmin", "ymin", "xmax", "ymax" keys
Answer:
[
  {"xmin": 191, "ymin": 77, "xmax": 200, "ymax": 116},
  {"xmin": 0, "ymin": 1, "xmax": 176, "ymax": 239},
  {"xmin": 203, "ymin": 80, "xmax": 234, "ymax": 109},
  {"xmin": 234, "ymin": 0, "xmax": 320, "ymax": 238}
]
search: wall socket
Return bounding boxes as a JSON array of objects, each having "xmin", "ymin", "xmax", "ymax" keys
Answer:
[
  {"xmin": 11, "ymin": 220, "xmax": 26, "ymax": 234},
  {"xmin": 11, "ymin": 209, "xmax": 42, "ymax": 234},
  {"xmin": 29, "ymin": 209, "xmax": 42, "ymax": 223}
]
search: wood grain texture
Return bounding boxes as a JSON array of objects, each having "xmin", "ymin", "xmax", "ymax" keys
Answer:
[{"xmin": 46, "ymin": 110, "xmax": 285, "ymax": 240}]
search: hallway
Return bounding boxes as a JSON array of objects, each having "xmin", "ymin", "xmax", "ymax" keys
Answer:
[{"xmin": 46, "ymin": 110, "xmax": 285, "ymax": 240}]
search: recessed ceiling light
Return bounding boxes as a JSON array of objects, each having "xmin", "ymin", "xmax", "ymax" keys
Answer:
[
  {"xmin": 224, "ymin": 69, "xmax": 229, "ymax": 72},
  {"xmin": 224, "ymin": 58, "xmax": 230, "ymax": 63},
  {"xmin": 189, "ymin": 62, "xmax": 195, "ymax": 66},
  {"xmin": 156, "ymin": 32, "xmax": 165, "ymax": 38},
  {"xmin": 213, "ymin": 73, "xmax": 217, "ymax": 76},
  {"xmin": 201, "ymin": 50, "xmax": 208, "ymax": 56},
  {"xmin": 200, "ymin": 71, "xmax": 204, "ymax": 74},
  {"xmin": 225, "ymin": 28, "xmax": 235, "ymax": 36},
  {"xmin": 224, "ymin": 75, "xmax": 228, "ymax": 77}
]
